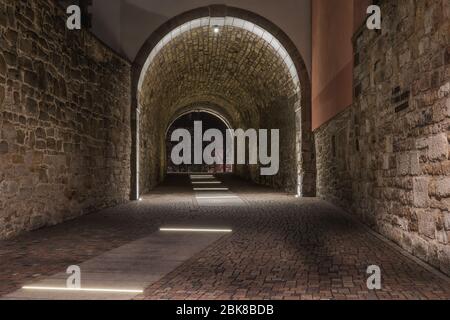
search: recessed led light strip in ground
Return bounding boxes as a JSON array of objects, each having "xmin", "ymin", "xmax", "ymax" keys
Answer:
[
  {"xmin": 196, "ymin": 195, "xmax": 239, "ymax": 199},
  {"xmin": 194, "ymin": 187, "xmax": 229, "ymax": 191},
  {"xmin": 190, "ymin": 175, "xmax": 214, "ymax": 178},
  {"xmin": 191, "ymin": 181, "xmax": 222, "ymax": 184},
  {"xmin": 160, "ymin": 228, "xmax": 232, "ymax": 233},
  {"xmin": 22, "ymin": 286, "xmax": 143, "ymax": 293}
]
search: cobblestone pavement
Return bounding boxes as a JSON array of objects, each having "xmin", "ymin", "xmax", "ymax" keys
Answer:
[{"xmin": 0, "ymin": 174, "xmax": 449, "ymax": 300}]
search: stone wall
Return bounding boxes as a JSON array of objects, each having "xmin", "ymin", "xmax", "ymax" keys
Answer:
[
  {"xmin": 315, "ymin": 0, "xmax": 450, "ymax": 275},
  {"xmin": 0, "ymin": 0, "xmax": 131, "ymax": 239},
  {"xmin": 255, "ymin": 96, "xmax": 298, "ymax": 192}
]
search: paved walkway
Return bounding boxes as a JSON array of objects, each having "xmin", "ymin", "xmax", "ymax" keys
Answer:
[
  {"xmin": 3, "ymin": 231, "xmax": 224, "ymax": 300},
  {"xmin": 0, "ymin": 174, "xmax": 449, "ymax": 300}
]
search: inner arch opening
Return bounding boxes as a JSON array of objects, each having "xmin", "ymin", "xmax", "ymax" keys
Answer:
[
  {"xmin": 137, "ymin": 16, "xmax": 301, "ymax": 97},
  {"xmin": 166, "ymin": 111, "xmax": 233, "ymax": 174}
]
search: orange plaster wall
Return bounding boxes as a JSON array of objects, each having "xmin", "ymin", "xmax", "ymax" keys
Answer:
[{"xmin": 312, "ymin": 0, "xmax": 372, "ymax": 131}]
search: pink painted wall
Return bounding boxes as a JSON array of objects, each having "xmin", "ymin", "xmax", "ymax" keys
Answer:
[{"xmin": 312, "ymin": 0, "xmax": 371, "ymax": 130}]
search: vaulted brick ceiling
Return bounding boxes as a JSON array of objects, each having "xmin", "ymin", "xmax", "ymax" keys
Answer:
[
  {"xmin": 137, "ymin": 19, "xmax": 303, "ymax": 194},
  {"xmin": 138, "ymin": 24, "xmax": 299, "ymax": 130}
]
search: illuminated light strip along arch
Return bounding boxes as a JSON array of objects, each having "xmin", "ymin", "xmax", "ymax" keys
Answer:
[
  {"xmin": 137, "ymin": 16, "xmax": 301, "ymax": 99},
  {"xmin": 164, "ymin": 108, "xmax": 235, "ymax": 175}
]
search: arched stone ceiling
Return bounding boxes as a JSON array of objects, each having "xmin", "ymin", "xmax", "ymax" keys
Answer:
[{"xmin": 138, "ymin": 18, "xmax": 300, "ymax": 131}]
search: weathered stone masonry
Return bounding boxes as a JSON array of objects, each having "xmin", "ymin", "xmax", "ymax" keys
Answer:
[
  {"xmin": 137, "ymin": 23, "xmax": 301, "ymax": 194},
  {"xmin": 315, "ymin": 0, "xmax": 450, "ymax": 275},
  {"xmin": 0, "ymin": 0, "xmax": 131, "ymax": 239}
]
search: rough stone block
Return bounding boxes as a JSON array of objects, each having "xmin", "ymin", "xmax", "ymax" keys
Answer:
[
  {"xmin": 0, "ymin": 85, "xmax": 4, "ymax": 105},
  {"xmin": 0, "ymin": 0, "xmax": 132, "ymax": 242},
  {"xmin": 438, "ymin": 82, "xmax": 450, "ymax": 98},
  {"xmin": 24, "ymin": 70, "xmax": 37, "ymax": 86},
  {"xmin": 25, "ymin": 98, "xmax": 37, "ymax": 115},
  {"xmin": 0, "ymin": 141, "xmax": 8, "ymax": 154},
  {"xmin": 417, "ymin": 210, "xmax": 436, "ymax": 239},
  {"xmin": 413, "ymin": 177, "xmax": 429, "ymax": 207},
  {"xmin": 385, "ymin": 135, "xmax": 393, "ymax": 153},
  {"xmin": 0, "ymin": 180, "xmax": 18, "ymax": 195},
  {"xmin": 409, "ymin": 152, "xmax": 420, "ymax": 175},
  {"xmin": 412, "ymin": 235, "xmax": 429, "ymax": 261},
  {"xmin": 16, "ymin": 130, "xmax": 25, "ymax": 144},
  {"xmin": 35, "ymin": 140, "xmax": 46, "ymax": 150},
  {"xmin": 439, "ymin": 245, "xmax": 450, "ymax": 275},
  {"xmin": 11, "ymin": 154, "xmax": 23, "ymax": 164},
  {"xmin": 0, "ymin": 54, "xmax": 6, "ymax": 75},
  {"xmin": 35, "ymin": 127, "xmax": 45, "ymax": 139},
  {"xmin": 427, "ymin": 133, "xmax": 448, "ymax": 160},
  {"xmin": 435, "ymin": 178, "xmax": 450, "ymax": 198},
  {"xmin": 446, "ymin": 96, "xmax": 450, "ymax": 116},
  {"xmin": 383, "ymin": 154, "xmax": 390, "ymax": 170},
  {"xmin": 397, "ymin": 153, "xmax": 409, "ymax": 175},
  {"xmin": 436, "ymin": 230, "xmax": 448, "ymax": 244},
  {"xmin": 444, "ymin": 212, "xmax": 450, "ymax": 231}
]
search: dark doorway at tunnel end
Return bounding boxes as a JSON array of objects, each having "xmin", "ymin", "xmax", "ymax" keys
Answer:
[{"xmin": 166, "ymin": 111, "xmax": 233, "ymax": 174}]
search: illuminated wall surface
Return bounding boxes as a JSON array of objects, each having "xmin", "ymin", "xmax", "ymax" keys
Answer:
[{"xmin": 315, "ymin": 0, "xmax": 450, "ymax": 274}]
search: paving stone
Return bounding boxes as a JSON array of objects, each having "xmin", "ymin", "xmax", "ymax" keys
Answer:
[{"xmin": 0, "ymin": 175, "xmax": 448, "ymax": 300}]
